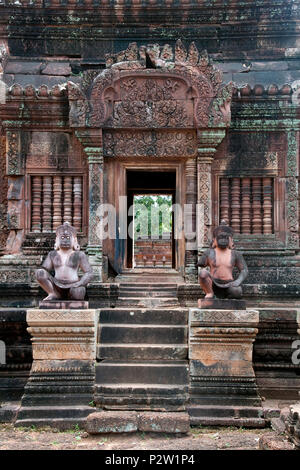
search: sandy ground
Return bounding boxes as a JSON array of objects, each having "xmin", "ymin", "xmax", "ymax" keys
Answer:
[{"xmin": 0, "ymin": 424, "xmax": 273, "ymax": 450}]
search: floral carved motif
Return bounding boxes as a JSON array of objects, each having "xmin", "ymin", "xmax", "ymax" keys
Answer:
[{"xmin": 103, "ymin": 130, "xmax": 197, "ymax": 157}]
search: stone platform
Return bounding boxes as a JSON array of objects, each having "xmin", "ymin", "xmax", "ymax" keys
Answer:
[
  {"xmin": 188, "ymin": 307, "xmax": 265, "ymax": 427},
  {"xmin": 15, "ymin": 308, "xmax": 97, "ymax": 429}
]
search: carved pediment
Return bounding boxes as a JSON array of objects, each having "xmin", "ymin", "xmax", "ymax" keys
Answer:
[{"xmin": 67, "ymin": 40, "xmax": 233, "ymax": 130}]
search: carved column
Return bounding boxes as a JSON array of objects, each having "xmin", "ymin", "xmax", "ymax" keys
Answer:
[
  {"xmin": 185, "ymin": 158, "xmax": 198, "ymax": 283},
  {"xmin": 75, "ymin": 130, "xmax": 103, "ymax": 283}
]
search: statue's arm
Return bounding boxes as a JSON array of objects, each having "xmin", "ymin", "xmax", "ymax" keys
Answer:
[
  {"xmin": 197, "ymin": 250, "xmax": 210, "ymax": 268},
  {"xmin": 41, "ymin": 252, "xmax": 54, "ymax": 272},
  {"xmin": 230, "ymin": 252, "xmax": 248, "ymax": 287},
  {"xmin": 76, "ymin": 252, "xmax": 94, "ymax": 287}
]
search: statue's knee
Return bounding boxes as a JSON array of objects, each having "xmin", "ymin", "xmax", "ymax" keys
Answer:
[
  {"xmin": 69, "ymin": 287, "xmax": 86, "ymax": 300},
  {"xmin": 36, "ymin": 269, "xmax": 48, "ymax": 281},
  {"xmin": 199, "ymin": 270, "xmax": 209, "ymax": 280},
  {"xmin": 228, "ymin": 286, "xmax": 242, "ymax": 299}
]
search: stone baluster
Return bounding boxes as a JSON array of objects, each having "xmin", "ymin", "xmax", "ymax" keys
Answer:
[
  {"xmin": 53, "ymin": 176, "xmax": 62, "ymax": 230},
  {"xmin": 241, "ymin": 177, "xmax": 251, "ymax": 234},
  {"xmin": 219, "ymin": 177, "xmax": 230, "ymax": 224},
  {"xmin": 262, "ymin": 177, "xmax": 273, "ymax": 234},
  {"xmin": 231, "ymin": 178, "xmax": 241, "ymax": 233},
  {"xmin": 42, "ymin": 176, "xmax": 52, "ymax": 232},
  {"xmin": 73, "ymin": 176, "xmax": 82, "ymax": 231},
  {"xmin": 252, "ymin": 177, "xmax": 263, "ymax": 234},
  {"xmin": 63, "ymin": 176, "xmax": 73, "ymax": 224},
  {"xmin": 31, "ymin": 176, "xmax": 42, "ymax": 232}
]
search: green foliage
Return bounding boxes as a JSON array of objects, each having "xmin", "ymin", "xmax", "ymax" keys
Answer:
[{"xmin": 134, "ymin": 195, "xmax": 172, "ymax": 238}]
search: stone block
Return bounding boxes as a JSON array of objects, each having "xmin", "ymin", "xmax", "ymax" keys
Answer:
[
  {"xmin": 27, "ymin": 309, "xmax": 97, "ymax": 360},
  {"xmin": 5, "ymin": 61, "xmax": 43, "ymax": 75},
  {"xmin": 85, "ymin": 411, "xmax": 138, "ymax": 434},
  {"xmin": 259, "ymin": 433, "xmax": 295, "ymax": 450},
  {"xmin": 138, "ymin": 412, "xmax": 189, "ymax": 433},
  {"xmin": 197, "ymin": 298, "xmax": 246, "ymax": 310},
  {"xmin": 41, "ymin": 62, "xmax": 72, "ymax": 76}
]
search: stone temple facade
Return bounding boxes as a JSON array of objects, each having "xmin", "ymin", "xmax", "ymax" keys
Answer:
[{"xmin": 0, "ymin": 1, "xmax": 299, "ymax": 426}]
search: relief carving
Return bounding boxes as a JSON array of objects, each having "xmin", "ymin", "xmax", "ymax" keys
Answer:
[
  {"xmin": 69, "ymin": 41, "xmax": 233, "ymax": 131},
  {"xmin": 103, "ymin": 130, "xmax": 197, "ymax": 158}
]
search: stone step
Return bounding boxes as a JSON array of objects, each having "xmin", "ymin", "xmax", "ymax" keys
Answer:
[
  {"xmin": 94, "ymin": 384, "xmax": 188, "ymax": 410},
  {"xmin": 97, "ymin": 344, "xmax": 188, "ymax": 360},
  {"xmin": 95, "ymin": 361, "xmax": 189, "ymax": 385},
  {"xmin": 98, "ymin": 325, "xmax": 187, "ymax": 344},
  {"xmin": 99, "ymin": 308, "xmax": 188, "ymax": 325},
  {"xmin": 119, "ymin": 283, "xmax": 178, "ymax": 289},
  {"xmin": 188, "ymin": 405, "xmax": 266, "ymax": 427},
  {"xmin": 118, "ymin": 290, "xmax": 177, "ymax": 298},
  {"xmin": 115, "ymin": 297, "xmax": 179, "ymax": 308}
]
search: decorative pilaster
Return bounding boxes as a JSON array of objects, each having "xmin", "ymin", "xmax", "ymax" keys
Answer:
[
  {"xmin": 75, "ymin": 130, "xmax": 103, "ymax": 282},
  {"xmin": 185, "ymin": 158, "xmax": 197, "ymax": 283},
  {"xmin": 197, "ymin": 129, "xmax": 226, "ymax": 250},
  {"xmin": 286, "ymin": 130, "xmax": 299, "ymax": 248}
]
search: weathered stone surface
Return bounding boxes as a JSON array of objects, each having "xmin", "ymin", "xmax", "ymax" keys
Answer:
[
  {"xmin": 85, "ymin": 411, "xmax": 138, "ymax": 434},
  {"xmin": 41, "ymin": 62, "xmax": 71, "ymax": 76},
  {"xmin": 138, "ymin": 412, "xmax": 189, "ymax": 433},
  {"xmin": 85, "ymin": 411, "xmax": 189, "ymax": 434},
  {"xmin": 286, "ymin": 403, "xmax": 300, "ymax": 449},
  {"xmin": 259, "ymin": 433, "xmax": 295, "ymax": 450}
]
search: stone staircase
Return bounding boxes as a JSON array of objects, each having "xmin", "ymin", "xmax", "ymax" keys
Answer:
[{"xmin": 95, "ymin": 305, "xmax": 189, "ymax": 411}]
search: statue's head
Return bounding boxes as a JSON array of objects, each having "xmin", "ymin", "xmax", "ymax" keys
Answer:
[
  {"xmin": 54, "ymin": 222, "xmax": 80, "ymax": 251},
  {"xmin": 212, "ymin": 220, "xmax": 234, "ymax": 249}
]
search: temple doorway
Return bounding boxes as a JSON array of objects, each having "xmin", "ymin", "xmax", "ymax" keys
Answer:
[{"xmin": 126, "ymin": 170, "xmax": 176, "ymax": 270}]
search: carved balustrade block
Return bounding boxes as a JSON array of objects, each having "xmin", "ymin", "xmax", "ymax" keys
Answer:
[
  {"xmin": 189, "ymin": 308, "xmax": 259, "ymax": 378},
  {"xmin": 26, "ymin": 309, "xmax": 97, "ymax": 360},
  {"xmin": 16, "ymin": 308, "xmax": 98, "ymax": 428},
  {"xmin": 188, "ymin": 308, "xmax": 264, "ymax": 427}
]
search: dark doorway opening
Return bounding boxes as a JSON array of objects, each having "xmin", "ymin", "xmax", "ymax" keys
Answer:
[{"xmin": 127, "ymin": 170, "xmax": 176, "ymax": 269}]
